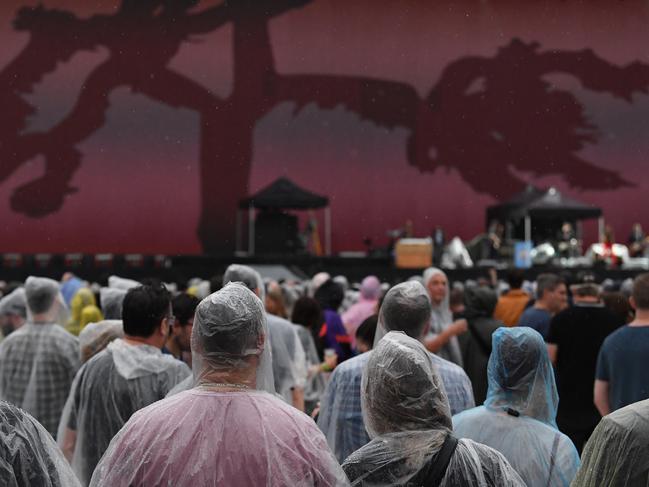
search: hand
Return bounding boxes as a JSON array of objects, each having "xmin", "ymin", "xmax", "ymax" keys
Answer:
[
  {"xmin": 448, "ymin": 319, "xmax": 468, "ymax": 336},
  {"xmin": 310, "ymin": 403, "xmax": 321, "ymax": 419},
  {"xmin": 324, "ymin": 353, "xmax": 338, "ymax": 370}
]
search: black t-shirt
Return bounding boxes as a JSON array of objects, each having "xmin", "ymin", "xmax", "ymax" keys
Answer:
[{"xmin": 546, "ymin": 304, "xmax": 623, "ymax": 426}]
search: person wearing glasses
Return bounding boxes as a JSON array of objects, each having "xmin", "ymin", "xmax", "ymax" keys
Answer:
[{"xmin": 58, "ymin": 284, "xmax": 191, "ymax": 486}]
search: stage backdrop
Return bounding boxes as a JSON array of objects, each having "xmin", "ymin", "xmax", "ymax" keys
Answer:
[{"xmin": 1, "ymin": 0, "xmax": 649, "ymax": 254}]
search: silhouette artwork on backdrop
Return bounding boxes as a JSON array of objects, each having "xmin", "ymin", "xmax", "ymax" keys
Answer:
[{"xmin": 0, "ymin": 0, "xmax": 648, "ymax": 252}]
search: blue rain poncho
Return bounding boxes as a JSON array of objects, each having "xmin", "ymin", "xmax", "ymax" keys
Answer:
[
  {"xmin": 572, "ymin": 398, "xmax": 649, "ymax": 486},
  {"xmin": 342, "ymin": 332, "xmax": 524, "ymax": 486},
  {"xmin": 453, "ymin": 327, "xmax": 580, "ymax": 487}
]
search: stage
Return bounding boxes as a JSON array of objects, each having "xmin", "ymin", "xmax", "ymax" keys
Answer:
[{"xmin": 0, "ymin": 253, "xmax": 644, "ymax": 286}]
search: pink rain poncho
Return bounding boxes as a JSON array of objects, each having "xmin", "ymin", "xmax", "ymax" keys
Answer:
[
  {"xmin": 341, "ymin": 276, "xmax": 381, "ymax": 348},
  {"xmin": 90, "ymin": 283, "xmax": 347, "ymax": 486}
]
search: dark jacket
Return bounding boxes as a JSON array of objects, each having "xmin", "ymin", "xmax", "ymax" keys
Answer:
[{"xmin": 458, "ymin": 287, "xmax": 503, "ymax": 405}]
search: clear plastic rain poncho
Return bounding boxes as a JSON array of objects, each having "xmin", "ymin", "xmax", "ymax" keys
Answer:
[
  {"xmin": 423, "ymin": 267, "xmax": 463, "ymax": 366},
  {"xmin": 0, "ymin": 288, "xmax": 26, "ymax": 336},
  {"xmin": 0, "ymin": 288, "xmax": 26, "ymax": 319},
  {"xmin": 223, "ymin": 265, "xmax": 305, "ymax": 401},
  {"xmin": 0, "ymin": 277, "xmax": 79, "ymax": 436},
  {"xmin": 453, "ymin": 327, "xmax": 580, "ymax": 487},
  {"xmin": 342, "ymin": 332, "xmax": 524, "ymax": 486},
  {"xmin": 99, "ymin": 288, "xmax": 126, "ymax": 320},
  {"xmin": 23, "ymin": 276, "xmax": 69, "ymax": 326},
  {"xmin": 310, "ymin": 272, "xmax": 331, "ymax": 297},
  {"xmin": 90, "ymin": 283, "xmax": 348, "ymax": 486},
  {"xmin": 319, "ymin": 281, "xmax": 474, "ymax": 464},
  {"xmin": 373, "ymin": 281, "xmax": 433, "ymax": 346},
  {"xmin": 0, "ymin": 400, "xmax": 81, "ymax": 487},
  {"xmin": 77, "ymin": 320, "xmax": 124, "ymax": 363},
  {"xmin": 107, "ymin": 275, "xmax": 139, "ymax": 291},
  {"xmin": 295, "ymin": 324, "xmax": 326, "ymax": 406},
  {"xmin": 189, "ymin": 282, "xmax": 275, "ymax": 392},
  {"xmin": 572, "ymin": 398, "xmax": 649, "ymax": 486},
  {"xmin": 57, "ymin": 336, "xmax": 190, "ymax": 485}
]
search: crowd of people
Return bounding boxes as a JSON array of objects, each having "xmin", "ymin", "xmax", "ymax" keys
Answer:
[{"xmin": 0, "ymin": 264, "xmax": 647, "ymax": 486}]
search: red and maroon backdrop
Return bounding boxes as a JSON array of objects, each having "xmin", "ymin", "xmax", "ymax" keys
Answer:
[{"xmin": 1, "ymin": 0, "xmax": 648, "ymax": 254}]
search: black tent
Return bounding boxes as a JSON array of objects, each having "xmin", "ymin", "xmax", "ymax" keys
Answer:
[
  {"xmin": 239, "ymin": 177, "xmax": 328, "ymax": 210},
  {"xmin": 487, "ymin": 186, "xmax": 603, "ymax": 242},
  {"xmin": 512, "ymin": 187, "xmax": 602, "ymax": 220},
  {"xmin": 486, "ymin": 185, "xmax": 547, "ymax": 225},
  {"xmin": 237, "ymin": 178, "xmax": 331, "ymax": 255}
]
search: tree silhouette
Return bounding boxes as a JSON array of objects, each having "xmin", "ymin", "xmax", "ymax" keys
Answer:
[{"xmin": 1, "ymin": 0, "xmax": 647, "ymax": 252}]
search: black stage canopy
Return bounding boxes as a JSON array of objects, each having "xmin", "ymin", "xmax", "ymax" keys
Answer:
[
  {"xmin": 512, "ymin": 187, "xmax": 602, "ymax": 220},
  {"xmin": 486, "ymin": 185, "xmax": 546, "ymax": 225},
  {"xmin": 486, "ymin": 185, "xmax": 603, "ymax": 242},
  {"xmin": 239, "ymin": 177, "xmax": 328, "ymax": 210},
  {"xmin": 238, "ymin": 178, "xmax": 331, "ymax": 255}
]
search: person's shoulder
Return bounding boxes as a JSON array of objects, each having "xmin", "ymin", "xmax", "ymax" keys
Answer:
[
  {"xmin": 517, "ymin": 417, "xmax": 579, "ymax": 455},
  {"xmin": 49, "ymin": 324, "xmax": 80, "ymax": 344},
  {"xmin": 428, "ymin": 351, "xmax": 468, "ymax": 378},
  {"xmin": 531, "ymin": 307, "xmax": 550, "ymax": 318},
  {"xmin": 602, "ymin": 324, "xmax": 633, "ymax": 345},
  {"xmin": 0, "ymin": 400, "xmax": 30, "ymax": 424},
  {"xmin": 0, "ymin": 329, "xmax": 22, "ymax": 349},
  {"xmin": 225, "ymin": 391, "xmax": 322, "ymax": 433},
  {"xmin": 342, "ymin": 436, "xmax": 386, "ymax": 467},
  {"xmin": 266, "ymin": 393, "xmax": 319, "ymax": 424},
  {"xmin": 129, "ymin": 389, "xmax": 194, "ymax": 423},
  {"xmin": 502, "ymin": 290, "xmax": 528, "ymax": 301},
  {"xmin": 0, "ymin": 401, "xmax": 46, "ymax": 440},
  {"xmin": 452, "ymin": 405, "xmax": 486, "ymax": 425},
  {"xmin": 336, "ymin": 352, "xmax": 369, "ymax": 374},
  {"xmin": 554, "ymin": 429, "xmax": 579, "ymax": 455},
  {"xmin": 553, "ymin": 306, "xmax": 576, "ymax": 320},
  {"xmin": 327, "ymin": 353, "xmax": 368, "ymax": 387},
  {"xmin": 266, "ymin": 313, "xmax": 293, "ymax": 329},
  {"xmin": 341, "ymin": 301, "xmax": 361, "ymax": 316},
  {"xmin": 140, "ymin": 347, "xmax": 190, "ymax": 370},
  {"xmin": 458, "ymin": 437, "xmax": 512, "ymax": 466},
  {"xmin": 266, "ymin": 314, "xmax": 300, "ymax": 339},
  {"xmin": 84, "ymin": 348, "xmax": 112, "ymax": 368},
  {"xmin": 516, "ymin": 306, "xmax": 536, "ymax": 322},
  {"xmin": 159, "ymin": 354, "xmax": 191, "ymax": 374}
]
